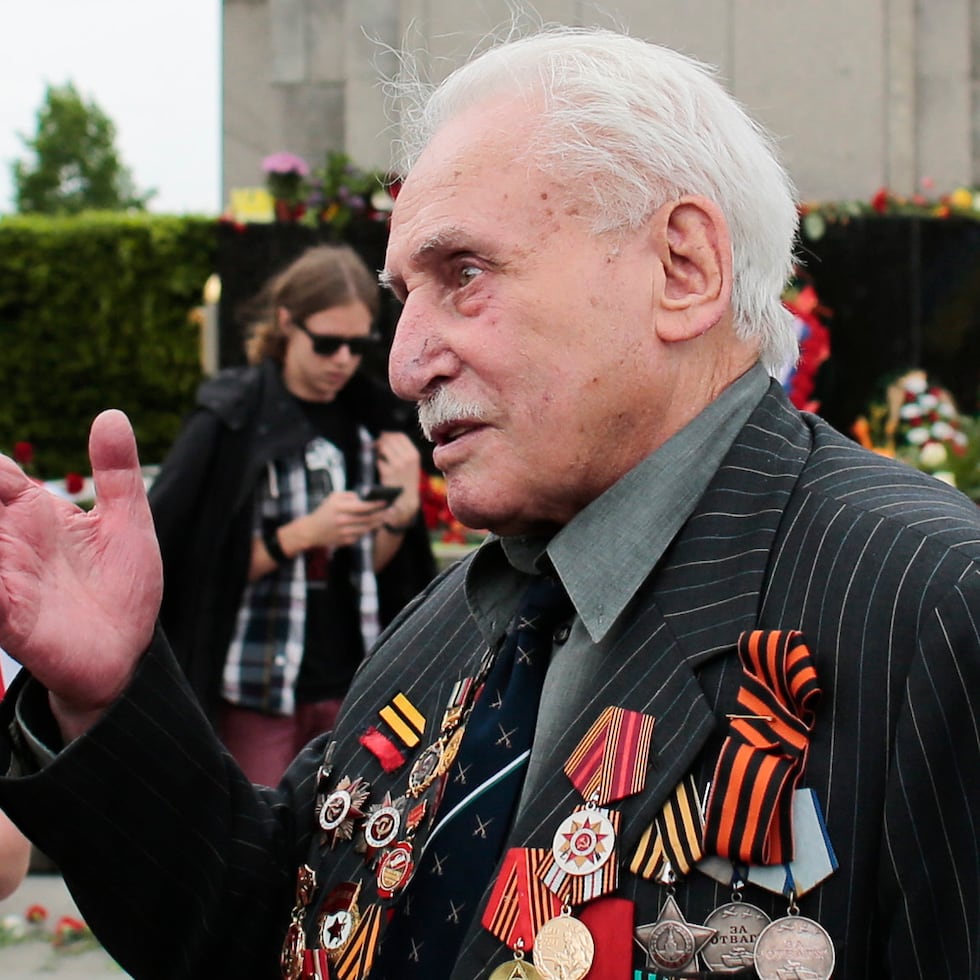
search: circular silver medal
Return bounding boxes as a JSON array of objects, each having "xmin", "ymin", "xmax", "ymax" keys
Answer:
[
  {"xmin": 701, "ymin": 901, "xmax": 771, "ymax": 972},
  {"xmin": 318, "ymin": 788, "xmax": 352, "ymax": 831},
  {"xmin": 753, "ymin": 914, "xmax": 835, "ymax": 980},
  {"xmin": 532, "ymin": 916, "xmax": 595, "ymax": 980}
]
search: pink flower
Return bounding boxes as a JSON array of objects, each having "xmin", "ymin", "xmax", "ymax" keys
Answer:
[{"xmin": 261, "ymin": 151, "xmax": 310, "ymax": 177}]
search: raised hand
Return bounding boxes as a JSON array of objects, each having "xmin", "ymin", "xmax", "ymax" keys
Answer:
[{"xmin": 0, "ymin": 409, "xmax": 162, "ymax": 740}]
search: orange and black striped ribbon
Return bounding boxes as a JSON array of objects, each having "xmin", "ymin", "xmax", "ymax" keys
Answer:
[
  {"xmin": 332, "ymin": 903, "xmax": 382, "ymax": 980},
  {"xmin": 481, "ymin": 848, "xmax": 562, "ymax": 951},
  {"xmin": 703, "ymin": 629, "xmax": 821, "ymax": 865},
  {"xmin": 629, "ymin": 775, "xmax": 704, "ymax": 881},
  {"xmin": 563, "ymin": 705, "xmax": 656, "ymax": 805}
]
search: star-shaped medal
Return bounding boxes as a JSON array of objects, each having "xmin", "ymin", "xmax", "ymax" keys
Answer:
[
  {"xmin": 318, "ymin": 775, "xmax": 370, "ymax": 849},
  {"xmin": 634, "ymin": 895, "xmax": 717, "ymax": 973}
]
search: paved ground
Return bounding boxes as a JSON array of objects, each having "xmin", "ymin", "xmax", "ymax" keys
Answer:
[{"xmin": 0, "ymin": 871, "xmax": 130, "ymax": 977}]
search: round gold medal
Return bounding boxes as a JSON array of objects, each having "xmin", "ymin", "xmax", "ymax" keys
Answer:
[
  {"xmin": 488, "ymin": 960, "xmax": 545, "ymax": 980},
  {"xmin": 532, "ymin": 916, "xmax": 595, "ymax": 980}
]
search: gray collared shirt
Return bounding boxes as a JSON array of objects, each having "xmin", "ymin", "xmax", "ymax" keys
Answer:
[{"xmin": 464, "ymin": 363, "xmax": 770, "ymax": 803}]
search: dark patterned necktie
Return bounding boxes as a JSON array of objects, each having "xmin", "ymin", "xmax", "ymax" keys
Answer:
[{"xmin": 372, "ymin": 573, "xmax": 574, "ymax": 978}]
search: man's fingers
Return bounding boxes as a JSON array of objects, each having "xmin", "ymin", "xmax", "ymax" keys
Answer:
[{"xmin": 0, "ymin": 454, "xmax": 37, "ymax": 504}]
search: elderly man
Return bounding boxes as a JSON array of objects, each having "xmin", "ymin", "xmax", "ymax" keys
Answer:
[{"xmin": 0, "ymin": 26, "xmax": 978, "ymax": 980}]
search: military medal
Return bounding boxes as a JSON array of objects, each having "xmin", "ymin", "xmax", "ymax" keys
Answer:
[
  {"xmin": 701, "ymin": 887, "xmax": 771, "ymax": 973},
  {"xmin": 279, "ymin": 864, "xmax": 316, "ymax": 980},
  {"xmin": 317, "ymin": 775, "xmax": 370, "ymax": 848},
  {"xmin": 280, "ymin": 916, "xmax": 305, "ymax": 980},
  {"xmin": 316, "ymin": 881, "xmax": 362, "ymax": 962},
  {"xmin": 406, "ymin": 673, "xmax": 482, "ymax": 799},
  {"xmin": 634, "ymin": 894, "xmax": 717, "ymax": 974},
  {"xmin": 532, "ymin": 910, "xmax": 595, "ymax": 980},
  {"xmin": 539, "ymin": 706, "xmax": 655, "ymax": 905},
  {"xmin": 542, "ymin": 801, "xmax": 620, "ymax": 903},
  {"xmin": 406, "ymin": 740, "xmax": 444, "ymax": 797},
  {"xmin": 753, "ymin": 909, "xmax": 835, "ymax": 980},
  {"xmin": 375, "ymin": 839, "xmax": 416, "ymax": 898},
  {"xmin": 488, "ymin": 938, "xmax": 544, "ymax": 980},
  {"xmin": 358, "ymin": 791, "xmax": 404, "ymax": 865}
]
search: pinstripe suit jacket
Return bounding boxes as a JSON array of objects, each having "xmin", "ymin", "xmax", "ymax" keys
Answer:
[{"xmin": 1, "ymin": 383, "xmax": 979, "ymax": 979}]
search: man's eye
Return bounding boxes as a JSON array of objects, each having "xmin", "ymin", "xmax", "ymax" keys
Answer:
[{"xmin": 457, "ymin": 264, "xmax": 482, "ymax": 287}]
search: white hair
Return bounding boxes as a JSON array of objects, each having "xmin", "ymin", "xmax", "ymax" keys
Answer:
[{"xmin": 388, "ymin": 25, "xmax": 800, "ymax": 376}]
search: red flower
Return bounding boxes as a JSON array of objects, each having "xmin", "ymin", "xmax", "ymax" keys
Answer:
[
  {"xmin": 64, "ymin": 472, "xmax": 85, "ymax": 494},
  {"xmin": 870, "ymin": 187, "xmax": 891, "ymax": 214},
  {"xmin": 13, "ymin": 441, "xmax": 33, "ymax": 465},
  {"xmin": 25, "ymin": 904, "xmax": 48, "ymax": 924},
  {"xmin": 52, "ymin": 915, "xmax": 87, "ymax": 946}
]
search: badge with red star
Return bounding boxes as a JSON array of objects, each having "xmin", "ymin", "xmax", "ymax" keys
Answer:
[
  {"xmin": 538, "ymin": 804, "xmax": 621, "ymax": 904},
  {"xmin": 317, "ymin": 881, "xmax": 363, "ymax": 962}
]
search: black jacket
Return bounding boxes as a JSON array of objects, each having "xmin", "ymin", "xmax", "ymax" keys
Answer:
[{"xmin": 148, "ymin": 358, "xmax": 436, "ymax": 720}]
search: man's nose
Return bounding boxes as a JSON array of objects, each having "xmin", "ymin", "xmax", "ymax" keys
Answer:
[{"xmin": 388, "ymin": 299, "xmax": 459, "ymax": 401}]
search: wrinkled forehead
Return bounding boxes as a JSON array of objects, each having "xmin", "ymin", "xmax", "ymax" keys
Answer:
[{"xmin": 384, "ymin": 101, "xmax": 545, "ymax": 270}]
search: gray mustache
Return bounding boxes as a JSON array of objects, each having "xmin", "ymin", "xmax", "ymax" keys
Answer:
[{"xmin": 417, "ymin": 388, "xmax": 489, "ymax": 441}]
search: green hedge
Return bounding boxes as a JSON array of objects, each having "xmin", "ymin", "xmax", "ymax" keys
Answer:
[{"xmin": 0, "ymin": 213, "xmax": 216, "ymax": 477}]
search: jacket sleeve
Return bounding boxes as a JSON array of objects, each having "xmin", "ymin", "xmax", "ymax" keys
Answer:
[{"xmin": 0, "ymin": 632, "xmax": 323, "ymax": 980}]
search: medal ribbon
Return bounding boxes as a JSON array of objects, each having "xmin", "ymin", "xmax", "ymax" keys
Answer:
[
  {"xmin": 703, "ymin": 629, "xmax": 821, "ymax": 865},
  {"xmin": 629, "ymin": 775, "xmax": 704, "ymax": 880},
  {"xmin": 331, "ymin": 903, "xmax": 382, "ymax": 980},
  {"xmin": 563, "ymin": 705, "xmax": 656, "ymax": 805},
  {"xmin": 481, "ymin": 848, "xmax": 562, "ymax": 951}
]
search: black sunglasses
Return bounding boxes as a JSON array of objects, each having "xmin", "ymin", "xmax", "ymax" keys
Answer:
[{"xmin": 292, "ymin": 320, "xmax": 380, "ymax": 357}]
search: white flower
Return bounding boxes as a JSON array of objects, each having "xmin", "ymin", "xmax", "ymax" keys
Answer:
[
  {"xmin": 933, "ymin": 471, "xmax": 957, "ymax": 487},
  {"xmin": 918, "ymin": 393, "xmax": 939, "ymax": 411},
  {"xmin": 918, "ymin": 441, "xmax": 948, "ymax": 468},
  {"xmin": 930, "ymin": 421, "xmax": 955, "ymax": 441},
  {"xmin": 904, "ymin": 374, "xmax": 928, "ymax": 394},
  {"xmin": 370, "ymin": 188, "xmax": 395, "ymax": 212},
  {"xmin": 1, "ymin": 915, "xmax": 26, "ymax": 939},
  {"xmin": 900, "ymin": 403, "xmax": 922, "ymax": 419},
  {"xmin": 906, "ymin": 427, "xmax": 929, "ymax": 445}
]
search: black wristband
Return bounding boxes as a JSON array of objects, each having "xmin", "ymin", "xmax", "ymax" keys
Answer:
[
  {"xmin": 262, "ymin": 522, "xmax": 289, "ymax": 563},
  {"xmin": 382, "ymin": 520, "xmax": 413, "ymax": 535}
]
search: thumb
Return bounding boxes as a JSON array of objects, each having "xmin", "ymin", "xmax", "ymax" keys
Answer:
[{"xmin": 88, "ymin": 410, "xmax": 149, "ymax": 513}]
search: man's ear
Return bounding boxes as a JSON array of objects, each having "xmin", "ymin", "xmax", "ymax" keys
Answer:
[{"xmin": 651, "ymin": 196, "xmax": 733, "ymax": 343}]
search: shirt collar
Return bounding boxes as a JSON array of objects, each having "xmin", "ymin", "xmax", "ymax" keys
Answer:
[{"xmin": 466, "ymin": 363, "xmax": 770, "ymax": 643}]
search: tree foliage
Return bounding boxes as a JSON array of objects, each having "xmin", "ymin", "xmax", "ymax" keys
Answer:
[{"xmin": 12, "ymin": 82, "xmax": 154, "ymax": 215}]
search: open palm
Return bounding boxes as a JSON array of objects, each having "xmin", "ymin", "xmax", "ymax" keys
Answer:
[{"xmin": 0, "ymin": 410, "xmax": 162, "ymax": 730}]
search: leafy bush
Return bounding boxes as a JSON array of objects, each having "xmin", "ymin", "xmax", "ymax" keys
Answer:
[{"xmin": 0, "ymin": 213, "xmax": 216, "ymax": 477}]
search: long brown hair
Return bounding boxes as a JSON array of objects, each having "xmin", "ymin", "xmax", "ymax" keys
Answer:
[{"xmin": 242, "ymin": 244, "xmax": 381, "ymax": 364}]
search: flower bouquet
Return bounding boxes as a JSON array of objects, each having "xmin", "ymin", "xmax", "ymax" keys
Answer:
[{"xmin": 851, "ymin": 368, "xmax": 980, "ymax": 499}]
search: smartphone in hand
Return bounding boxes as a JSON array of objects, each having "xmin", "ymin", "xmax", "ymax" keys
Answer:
[{"xmin": 359, "ymin": 485, "xmax": 402, "ymax": 504}]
